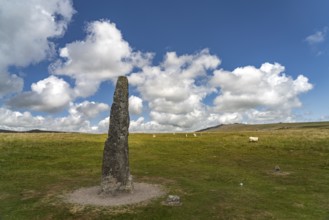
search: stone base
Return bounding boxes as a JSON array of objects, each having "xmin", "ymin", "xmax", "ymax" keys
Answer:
[
  {"xmin": 66, "ymin": 182, "xmax": 165, "ymax": 206},
  {"xmin": 99, "ymin": 175, "xmax": 134, "ymax": 196}
]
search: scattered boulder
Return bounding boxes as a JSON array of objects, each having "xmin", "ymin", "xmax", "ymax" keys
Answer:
[
  {"xmin": 274, "ymin": 165, "xmax": 281, "ymax": 172},
  {"xmin": 270, "ymin": 165, "xmax": 290, "ymax": 176},
  {"xmin": 162, "ymin": 195, "xmax": 182, "ymax": 206}
]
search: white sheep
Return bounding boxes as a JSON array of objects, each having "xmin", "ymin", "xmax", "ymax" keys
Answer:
[{"xmin": 249, "ymin": 136, "xmax": 259, "ymax": 142}]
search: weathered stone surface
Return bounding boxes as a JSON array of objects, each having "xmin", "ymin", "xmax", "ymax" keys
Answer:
[
  {"xmin": 274, "ymin": 165, "xmax": 281, "ymax": 172},
  {"xmin": 162, "ymin": 195, "xmax": 182, "ymax": 206},
  {"xmin": 100, "ymin": 76, "xmax": 133, "ymax": 195}
]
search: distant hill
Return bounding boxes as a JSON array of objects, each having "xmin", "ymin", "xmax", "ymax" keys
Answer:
[
  {"xmin": 197, "ymin": 121, "xmax": 329, "ymax": 132},
  {"xmin": 0, "ymin": 129, "xmax": 63, "ymax": 133},
  {"xmin": 0, "ymin": 129, "xmax": 19, "ymax": 133}
]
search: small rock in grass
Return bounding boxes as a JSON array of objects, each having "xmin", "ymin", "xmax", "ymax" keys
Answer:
[
  {"xmin": 162, "ymin": 195, "xmax": 182, "ymax": 206},
  {"xmin": 274, "ymin": 165, "xmax": 281, "ymax": 172}
]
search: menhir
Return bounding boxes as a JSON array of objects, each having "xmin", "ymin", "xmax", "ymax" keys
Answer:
[{"xmin": 100, "ymin": 76, "xmax": 133, "ymax": 195}]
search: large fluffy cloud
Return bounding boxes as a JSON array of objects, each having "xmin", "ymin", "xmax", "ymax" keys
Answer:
[
  {"xmin": 7, "ymin": 76, "xmax": 73, "ymax": 113},
  {"xmin": 52, "ymin": 101, "xmax": 109, "ymax": 132},
  {"xmin": 0, "ymin": 0, "xmax": 75, "ymax": 97},
  {"xmin": 51, "ymin": 20, "xmax": 152, "ymax": 97},
  {"xmin": 129, "ymin": 117, "xmax": 184, "ymax": 133},
  {"xmin": 0, "ymin": 101, "xmax": 109, "ymax": 132},
  {"xmin": 68, "ymin": 101, "xmax": 109, "ymax": 119},
  {"xmin": 128, "ymin": 60, "xmax": 313, "ymax": 131},
  {"xmin": 210, "ymin": 62, "xmax": 313, "ymax": 122},
  {"xmin": 0, "ymin": 108, "xmax": 45, "ymax": 131},
  {"xmin": 129, "ymin": 49, "xmax": 220, "ymax": 130}
]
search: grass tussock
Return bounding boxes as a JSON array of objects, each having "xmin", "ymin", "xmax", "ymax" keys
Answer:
[{"xmin": 1, "ymin": 128, "xmax": 329, "ymax": 219}]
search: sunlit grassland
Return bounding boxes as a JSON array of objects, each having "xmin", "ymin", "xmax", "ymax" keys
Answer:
[{"xmin": 1, "ymin": 128, "xmax": 329, "ymax": 219}]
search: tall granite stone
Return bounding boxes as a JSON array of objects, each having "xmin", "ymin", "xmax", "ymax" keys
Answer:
[{"xmin": 100, "ymin": 76, "xmax": 133, "ymax": 195}]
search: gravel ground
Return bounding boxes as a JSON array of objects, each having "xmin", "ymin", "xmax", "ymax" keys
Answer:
[{"xmin": 66, "ymin": 183, "xmax": 165, "ymax": 206}]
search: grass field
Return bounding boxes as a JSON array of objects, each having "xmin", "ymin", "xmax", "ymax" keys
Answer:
[{"xmin": 1, "ymin": 125, "xmax": 329, "ymax": 219}]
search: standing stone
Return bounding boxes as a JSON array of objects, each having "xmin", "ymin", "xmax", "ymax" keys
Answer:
[{"xmin": 100, "ymin": 76, "xmax": 133, "ymax": 195}]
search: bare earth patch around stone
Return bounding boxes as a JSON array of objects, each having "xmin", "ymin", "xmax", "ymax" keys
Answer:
[{"xmin": 66, "ymin": 183, "xmax": 165, "ymax": 207}]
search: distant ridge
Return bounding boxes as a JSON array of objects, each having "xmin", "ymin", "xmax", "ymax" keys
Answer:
[
  {"xmin": 0, "ymin": 129, "xmax": 18, "ymax": 133},
  {"xmin": 197, "ymin": 121, "xmax": 329, "ymax": 132},
  {"xmin": 0, "ymin": 129, "xmax": 63, "ymax": 133},
  {"xmin": 197, "ymin": 124, "xmax": 224, "ymax": 132}
]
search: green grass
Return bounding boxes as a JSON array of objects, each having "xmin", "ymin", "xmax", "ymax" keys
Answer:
[{"xmin": 1, "ymin": 129, "xmax": 329, "ymax": 219}]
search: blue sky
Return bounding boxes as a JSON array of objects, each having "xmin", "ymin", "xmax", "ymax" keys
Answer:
[{"xmin": 0, "ymin": 0, "xmax": 328, "ymax": 132}]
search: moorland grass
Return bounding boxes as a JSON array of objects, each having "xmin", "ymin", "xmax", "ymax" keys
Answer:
[{"xmin": 1, "ymin": 129, "xmax": 329, "ymax": 219}]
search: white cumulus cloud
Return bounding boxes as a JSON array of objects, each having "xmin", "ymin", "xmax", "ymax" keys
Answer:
[
  {"xmin": 51, "ymin": 101, "xmax": 109, "ymax": 132},
  {"xmin": 51, "ymin": 20, "xmax": 152, "ymax": 97},
  {"xmin": 96, "ymin": 117, "xmax": 110, "ymax": 133},
  {"xmin": 0, "ymin": 108, "xmax": 45, "ymax": 131},
  {"xmin": 129, "ymin": 117, "xmax": 184, "ymax": 133},
  {"xmin": 210, "ymin": 62, "xmax": 313, "ymax": 122},
  {"xmin": 7, "ymin": 76, "xmax": 73, "ymax": 113},
  {"xmin": 129, "ymin": 49, "xmax": 220, "ymax": 130},
  {"xmin": 0, "ymin": 100, "xmax": 109, "ymax": 132},
  {"xmin": 0, "ymin": 0, "xmax": 75, "ymax": 97},
  {"xmin": 69, "ymin": 101, "xmax": 109, "ymax": 119}
]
